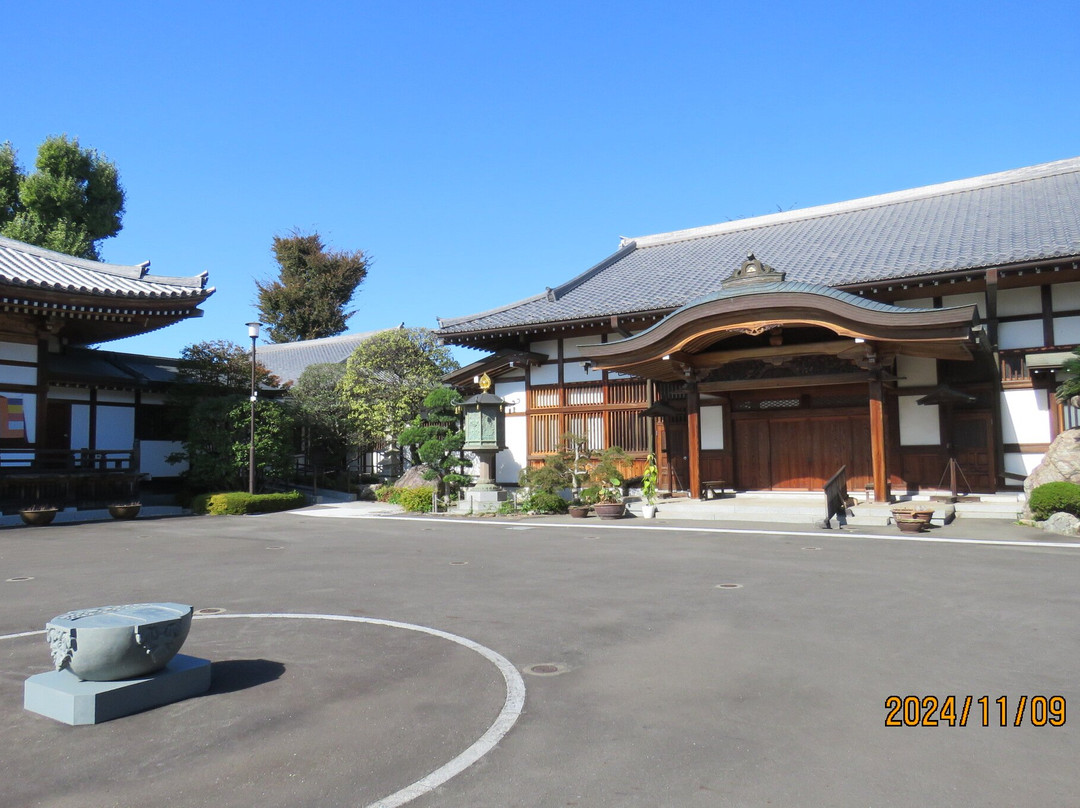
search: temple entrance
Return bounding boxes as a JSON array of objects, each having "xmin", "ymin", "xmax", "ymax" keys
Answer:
[
  {"xmin": 732, "ymin": 408, "xmax": 873, "ymax": 491},
  {"xmin": 656, "ymin": 418, "xmax": 689, "ymax": 493}
]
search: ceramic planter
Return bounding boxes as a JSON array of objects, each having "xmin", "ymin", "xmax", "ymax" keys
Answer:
[
  {"xmin": 20, "ymin": 508, "xmax": 58, "ymax": 527},
  {"xmin": 568, "ymin": 505, "xmax": 591, "ymax": 518},
  {"xmin": 593, "ymin": 502, "xmax": 626, "ymax": 520},
  {"xmin": 895, "ymin": 517, "xmax": 926, "ymax": 533},
  {"xmin": 108, "ymin": 504, "xmax": 141, "ymax": 520},
  {"xmin": 641, "ymin": 504, "xmax": 658, "ymax": 519},
  {"xmin": 892, "ymin": 507, "xmax": 934, "ymax": 525}
]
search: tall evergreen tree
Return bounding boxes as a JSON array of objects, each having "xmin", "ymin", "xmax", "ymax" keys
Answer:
[
  {"xmin": 256, "ymin": 231, "xmax": 369, "ymax": 343},
  {"xmin": 0, "ymin": 135, "xmax": 125, "ymax": 259}
]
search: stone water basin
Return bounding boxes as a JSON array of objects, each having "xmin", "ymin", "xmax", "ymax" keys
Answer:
[{"xmin": 45, "ymin": 603, "xmax": 193, "ymax": 681}]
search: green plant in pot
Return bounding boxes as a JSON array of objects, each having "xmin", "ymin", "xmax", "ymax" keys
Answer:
[
  {"xmin": 590, "ymin": 446, "xmax": 631, "ymax": 519},
  {"xmin": 641, "ymin": 453, "xmax": 659, "ymax": 518}
]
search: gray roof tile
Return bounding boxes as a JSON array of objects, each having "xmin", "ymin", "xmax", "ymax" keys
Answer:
[
  {"xmin": 0, "ymin": 236, "xmax": 212, "ymax": 299},
  {"xmin": 438, "ymin": 157, "xmax": 1080, "ymax": 335},
  {"xmin": 256, "ymin": 328, "xmax": 395, "ymax": 385}
]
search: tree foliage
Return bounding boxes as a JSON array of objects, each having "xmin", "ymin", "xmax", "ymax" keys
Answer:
[
  {"xmin": 287, "ymin": 362, "xmax": 354, "ymax": 469},
  {"xmin": 174, "ymin": 340, "xmax": 280, "ymax": 400},
  {"xmin": 341, "ymin": 328, "xmax": 458, "ymax": 449},
  {"xmin": 0, "ymin": 135, "xmax": 125, "ymax": 259},
  {"xmin": 398, "ymin": 387, "xmax": 472, "ymax": 497},
  {"xmin": 1056, "ymin": 348, "xmax": 1080, "ymax": 401},
  {"xmin": 256, "ymin": 231, "xmax": 369, "ymax": 343}
]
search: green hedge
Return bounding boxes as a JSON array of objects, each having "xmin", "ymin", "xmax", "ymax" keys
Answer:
[
  {"xmin": 192, "ymin": 490, "xmax": 307, "ymax": 516},
  {"xmin": 374, "ymin": 485, "xmax": 435, "ymax": 513},
  {"xmin": 520, "ymin": 490, "xmax": 569, "ymax": 514},
  {"xmin": 1028, "ymin": 481, "xmax": 1080, "ymax": 521}
]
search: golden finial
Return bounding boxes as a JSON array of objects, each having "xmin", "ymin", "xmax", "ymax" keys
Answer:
[{"xmin": 479, "ymin": 372, "xmax": 492, "ymax": 393}]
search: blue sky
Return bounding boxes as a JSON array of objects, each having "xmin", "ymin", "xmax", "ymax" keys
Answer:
[{"xmin": 5, "ymin": 2, "xmax": 1079, "ymax": 364}]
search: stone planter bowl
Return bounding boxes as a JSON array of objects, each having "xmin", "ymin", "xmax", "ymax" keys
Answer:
[
  {"xmin": 20, "ymin": 508, "xmax": 58, "ymax": 527},
  {"xmin": 568, "ymin": 505, "xmax": 591, "ymax": 518},
  {"xmin": 108, "ymin": 504, "xmax": 141, "ymax": 520},
  {"xmin": 892, "ymin": 507, "xmax": 935, "ymax": 525},
  {"xmin": 593, "ymin": 502, "xmax": 626, "ymax": 520},
  {"xmin": 895, "ymin": 517, "xmax": 927, "ymax": 534},
  {"xmin": 46, "ymin": 603, "xmax": 193, "ymax": 681}
]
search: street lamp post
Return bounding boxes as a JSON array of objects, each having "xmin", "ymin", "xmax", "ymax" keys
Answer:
[{"xmin": 246, "ymin": 322, "xmax": 262, "ymax": 494}]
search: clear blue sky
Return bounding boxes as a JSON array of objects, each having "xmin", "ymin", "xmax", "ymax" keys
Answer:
[{"xmin": 6, "ymin": 2, "xmax": 1079, "ymax": 365}]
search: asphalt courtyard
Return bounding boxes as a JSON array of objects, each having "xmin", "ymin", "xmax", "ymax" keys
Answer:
[{"xmin": 1, "ymin": 509, "xmax": 1077, "ymax": 808}]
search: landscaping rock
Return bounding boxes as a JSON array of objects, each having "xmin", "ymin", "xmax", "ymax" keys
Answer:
[
  {"xmin": 393, "ymin": 465, "xmax": 432, "ymax": 488},
  {"xmin": 1024, "ymin": 428, "xmax": 1080, "ymax": 517},
  {"xmin": 1040, "ymin": 512, "xmax": 1080, "ymax": 536}
]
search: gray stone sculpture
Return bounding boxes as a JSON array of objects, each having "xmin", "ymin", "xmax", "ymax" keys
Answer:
[{"xmin": 45, "ymin": 603, "xmax": 193, "ymax": 682}]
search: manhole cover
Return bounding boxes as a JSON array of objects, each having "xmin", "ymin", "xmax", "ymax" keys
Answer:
[
  {"xmin": 5, "ymin": 576, "xmax": 33, "ymax": 582},
  {"xmin": 195, "ymin": 608, "xmax": 227, "ymax": 615},
  {"xmin": 449, "ymin": 561, "xmax": 469, "ymax": 566},
  {"xmin": 715, "ymin": 583, "xmax": 743, "ymax": 589},
  {"xmin": 802, "ymin": 546, "xmax": 821, "ymax": 551},
  {"xmin": 265, "ymin": 546, "xmax": 284, "ymax": 550},
  {"xmin": 525, "ymin": 663, "xmax": 568, "ymax": 676}
]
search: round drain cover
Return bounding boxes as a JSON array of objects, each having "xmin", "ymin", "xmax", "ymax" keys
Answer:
[
  {"xmin": 195, "ymin": 607, "xmax": 227, "ymax": 615},
  {"xmin": 525, "ymin": 662, "xmax": 569, "ymax": 676},
  {"xmin": 5, "ymin": 576, "xmax": 33, "ymax": 582},
  {"xmin": 715, "ymin": 583, "xmax": 743, "ymax": 589}
]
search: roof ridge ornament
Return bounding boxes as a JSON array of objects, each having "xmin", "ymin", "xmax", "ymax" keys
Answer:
[{"xmin": 721, "ymin": 252, "xmax": 786, "ymax": 290}]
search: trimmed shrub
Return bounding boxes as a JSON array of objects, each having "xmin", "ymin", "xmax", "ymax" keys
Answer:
[
  {"xmin": 192, "ymin": 490, "xmax": 306, "ymax": 516},
  {"xmin": 521, "ymin": 490, "xmax": 569, "ymax": 514},
  {"xmin": 1029, "ymin": 481, "xmax": 1080, "ymax": 521},
  {"xmin": 397, "ymin": 486, "xmax": 435, "ymax": 513}
]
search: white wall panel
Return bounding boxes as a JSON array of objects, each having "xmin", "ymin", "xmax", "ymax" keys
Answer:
[
  {"xmin": 700, "ymin": 406, "xmax": 724, "ymax": 450},
  {"xmin": 50, "ymin": 386, "xmax": 91, "ymax": 401},
  {"xmin": 71, "ymin": 404, "xmax": 90, "ymax": 449},
  {"xmin": 1053, "ymin": 316, "xmax": 1080, "ymax": 346},
  {"xmin": 941, "ymin": 292, "xmax": 985, "ymax": 317},
  {"xmin": 997, "ymin": 286, "xmax": 1043, "ymax": 316},
  {"xmin": 999, "ymin": 319, "xmax": 1045, "ymax": 349},
  {"xmin": 0, "ymin": 365, "xmax": 36, "ymax": 385},
  {"xmin": 528, "ymin": 339, "xmax": 558, "ymax": 360},
  {"xmin": 895, "ymin": 297, "xmax": 935, "ymax": 309},
  {"xmin": 140, "ymin": 440, "xmax": 186, "ymax": 476},
  {"xmin": 563, "ymin": 361, "xmax": 592, "ymax": 383},
  {"xmin": 96, "ymin": 406, "xmax": 135, "ymax": 449},
  {"xmin": 494, "ymin": 380, "xmax": 526, "ymax": 414},
  {"xmin": 896, "ymin": 355, "xmax": 937, "ymax": 388},
  {"xmin": 1000, "ymin": 389, "xmax": 1051, "ymax": 444},
  {"xmin": 1052, "ymin": 281, "xmax": 1080, "ymax": 311},
  {"xmin": 0, "ymin": 341, "xmax": 37, "ymax": 362},
  {"xmin": 898, "ymin": 397, "xmax": 940, "ymax": 445},
  {"xmin": 97, "ymin": 390, "xmax": 136, "ymax": 404},
  {"xmin": 496, "ymin": 416, "xmax": 527, "ymax": 485},
  {"xmin": 1004, "ymin": 452, "xmax": 1044, "ymax": 477},
  {"xmin": 530, "ymin": 362, "xmax": 558, "ymax": 385}
]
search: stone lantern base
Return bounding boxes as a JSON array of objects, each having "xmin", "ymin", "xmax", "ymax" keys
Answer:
[{"xmin": 463, "ymin": 486, "xmax": 509, "ymax": 514}]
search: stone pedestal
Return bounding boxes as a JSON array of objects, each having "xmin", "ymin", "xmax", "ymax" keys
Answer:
[
  {"xmin": 24, "ymin": 654, "xmax": 212, "ymax": 725},
  {"xmin": 464, "ymin": 487, "xmax": 509, "ymax": 514}
]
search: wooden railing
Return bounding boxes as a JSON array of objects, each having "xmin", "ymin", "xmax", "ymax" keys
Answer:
[{"xmin": 0, "ymin": 449, "xmax": 136, "ymax": 473}]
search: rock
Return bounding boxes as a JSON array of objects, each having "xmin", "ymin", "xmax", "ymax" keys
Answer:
[
  {"xmin": 46, "ymin": 603, "xmax": 193, "ymax": 682},
  {"xmin": 1040, "ymin": 512, "xmax": 1080, "ymax": 536},
  {"xmin": 1025, "ymin": 429, "xmax": 1080, "ymax": 494},
  {"xmin": 393, "ymin": 465, "xmax": 432, "ymax": 488}
]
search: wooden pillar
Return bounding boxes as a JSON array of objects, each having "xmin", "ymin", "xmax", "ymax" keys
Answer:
[
  {"xmin": 869, "ymin": 377, "xmax": 888, "ymax": 503},
  {"xmin": 687, "ymin": 380, "xmax": 702, "ymax": 499}
]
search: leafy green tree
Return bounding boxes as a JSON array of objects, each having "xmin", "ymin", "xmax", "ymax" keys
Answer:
[
  {"xmin": 1057, "ymin": 348, "xmax": 1080, "ymax": 402},
  {"xmin": 341, "ymin": 327, "xmax": 458, "ymax": 451},
  {"xmin": 167, "ymin": 340, "xmax": 288, "ymax": 492},
  {"xmin": 256, "ymin": 231, "xmax": 369, "ymax": 343},
  {"xmin": 168, "ymin": 398, "xmax": 296, "ymax": 493},
  {"xmin": 398, "ymin": 387, "xmax": 472, "ymax": 498},
  {"xmin": 287, "ymin": 362, "xmax": 355, "ymax": 471},
  {"xmin": 0, "ymin": 135, "xmax": 125, "ymax": 259}
]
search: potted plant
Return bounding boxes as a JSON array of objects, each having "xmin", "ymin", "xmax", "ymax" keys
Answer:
[
  {"xmin": 589, "ymin": 446, "xmax": 631, "ymax": 519},
  {"xmin": 641, "ymin": 452, "xmax": 659, "ymax": 519},
  {"xmin": 19, "ymin": 505, "xmax": 59, "ymax": 526},
  {"xmin": 108, "ymin": 502, "xmax": 142, "ymax": 520}
]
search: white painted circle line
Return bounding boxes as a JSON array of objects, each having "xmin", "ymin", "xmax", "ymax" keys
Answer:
[
  {"xmin": 2, "ymin": 615, "xmax": 525, "ymax": 808},
  {"xmin": 193, "ymin": 613, "xmax": 526, "ymax": 808}
]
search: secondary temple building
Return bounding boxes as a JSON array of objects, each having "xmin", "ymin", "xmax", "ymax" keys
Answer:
[
  {"xmin": 0, "ymin": 236, "xmax": 213, "ymax": 507},
  {"xmin": 437, "ymin": 158, "xmax": 1080, "ymax": 501}
]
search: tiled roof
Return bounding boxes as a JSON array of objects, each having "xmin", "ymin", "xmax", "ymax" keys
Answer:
[
  {"xmin": 0, "ymin": 236, "xmax": 212, "ymax": 299},
  {"xmin": 438, "ymin": 157, "xmax": 1080, "ymax": 336},
  {"xmin": 48, "ymin": 348, "xmax": 183, "ymax": 387},
  {"xmin": 256, "ymin": 328, "xmax": 396, "ymax": 385}
]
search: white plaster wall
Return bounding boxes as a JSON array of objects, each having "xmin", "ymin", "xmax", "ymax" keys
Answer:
[
  {"xmin": 564, "ymin": 361, "xmax": 592, "ymax": 383},
  {"xmin": 141, "ymin": 393, "xmax": 168, "ymax": 406},
  {"xmin": 1004, "ymin": 452, "xmax": 1045, "ymax": 477},
  {"xmin": 529, "ymin": 339, "xmax": 559, "ymax": 360},
  {"xmin": 564, "ymin": 335, "xmax": 604, "ymax": 358},
  {"xmin": 895, "ymin": 297, "xmax": 935, "ymax": 308},
  {"xmin": 997, "ymin": 286, "xmax": 1043, "ymax": 316},
  {"xmin": 898, "ymin": 397, "xmax": 940, "ymax": 445},
  {"xmin": 941, "ymin": 292, "xmax": 985, "ymax": 317},
  {"xmin": 0, "ymin": 365, "xmax": 36, "ymax": 385},
  {"xmin": 494, "ymin": 380, "xmax": 526, "ymax": 414},
  {"xmin": 999, "ymin": 319, "xmax": 1045, "ymax": 350},
  {"xmin": 896, "ymin": 355, "xmax": 937, "ymax": 388},
  {"xmin": 0, "ymin": 341, "xmax": 37, "ymax": 362},
  {"xmin": 50, "ymin": 386, "xmax": 91, "ymax": 401},
  {"xmin": 141, "ymin": 440, "xmax": 186, "ymax": 477},
  {"xmin": 71, "ymin": 404, "xmax": 90, "ymax": 449},
  {"xmin": 530, "ymin": 362, "xmax": 558, "ymax": 385},
  {"xmin": 496, "ymin": 415, "xmax": 527, "ymax": 485},
  {"xmin": 1053, "ymin": 315, "xmax": 1080, "ymax": 345},
  {"xmin": 1000, "ymin": 389, "xmax": 1051, "ymax": 444},
  {"xmin": 97, "ymin": 389, "xmax": 136, "ymax": 404},
  {"xmin": 1052, "ymin": 281, "xmax": 1080, "ymax": 311},
  {"xmin": 96, "ymin": 406, "xmax": 135, "ymax": 449},
  {"xmin": 700, "ymin": 405, "xmax": 724, "ymax": 450}
]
